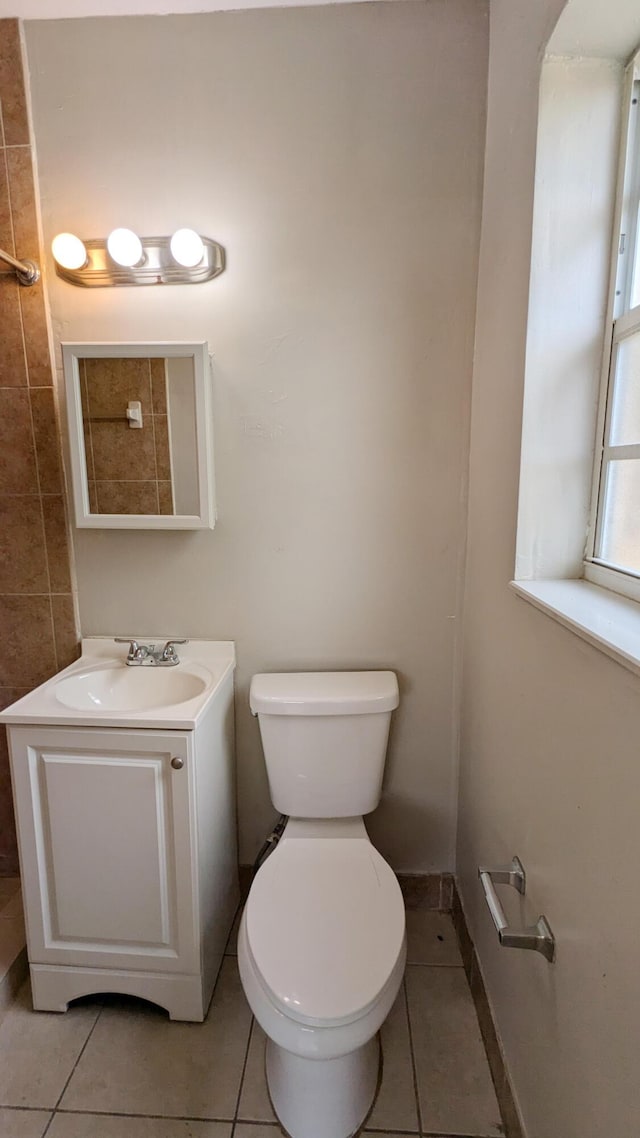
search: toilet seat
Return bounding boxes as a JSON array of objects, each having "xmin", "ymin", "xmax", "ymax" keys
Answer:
[{"xmin": 245, "ymin": 837, "xmax": 405, "ymax": 1028}]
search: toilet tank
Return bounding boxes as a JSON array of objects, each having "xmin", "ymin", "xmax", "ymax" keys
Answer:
[{"xmin": 249, "ymin": 672, "xmax": 399, "ymax": 817}]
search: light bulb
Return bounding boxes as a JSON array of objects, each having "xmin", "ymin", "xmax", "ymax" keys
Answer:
[
  {"xmin": 51, "ymin": 232, "xmax": 87, "ymax": 271},
  {"xmin": 107, "ymin": 228, "xmax": 144, "ymax": 268},
  {"xmin": 170, "ymin": 228, "xmax": 205, "ymax": 268}
]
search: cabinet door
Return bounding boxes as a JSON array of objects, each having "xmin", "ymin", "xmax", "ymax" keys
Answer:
[{"xmin": 9, "ymin": 726, "xmax": 198, "ymax": 974}]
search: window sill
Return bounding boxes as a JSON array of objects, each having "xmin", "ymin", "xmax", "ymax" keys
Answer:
[{"xmin": 510, "ymin": 578, "xmax": 640, "ymax": 679}]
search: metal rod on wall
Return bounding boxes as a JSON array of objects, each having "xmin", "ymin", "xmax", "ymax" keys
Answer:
[{"xmin": 0, "ymin": 246, "xmax": 40, "ymax": 286}]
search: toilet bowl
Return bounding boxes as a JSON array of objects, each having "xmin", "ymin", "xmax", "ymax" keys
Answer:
[
  {"xmin": 239, "ymin": 671, "xmax": 403, "ymax": 1138},
  {"xmin": 238, "ymin": 819, "xmax": 406, "ymax": 1138}
]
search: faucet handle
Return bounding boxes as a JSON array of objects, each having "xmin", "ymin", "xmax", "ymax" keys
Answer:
[
  {"xmin": 161, "ymin": 639, "xmax": 188, "ymax": 663},
  {"xmin": 114, "ymin": 637, "xmax": 143, "ymax": 662}
]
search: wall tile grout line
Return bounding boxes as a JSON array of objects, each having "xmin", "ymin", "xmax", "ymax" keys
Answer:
[
  {"xmin": 147, "ymin": 358, "xmax": 160, "ymax": 515},
  {"xmin": 28, "ymin": 396, "xmax": 56, "ymax": 643},
  {"xmin": 3, "ymin": 138, "xmax": 29, "ymax": 376},
  {"xmin": 0, "ymin": 592, "xmax": 75, "ymax": 597},
  {"xmin": 3, "ymin": 131, "xmax": 58, "ymax": 669},
  {"xmin": 1, "ymin": 146, "xmax": 15, "ymax": 258},
  {"xmin": 0, "ymin": 592, "xmax": 64, "ymax": 597},
  {"xmin": 70, "ymin": 478, "xmax": 175, "ymax": 483}
]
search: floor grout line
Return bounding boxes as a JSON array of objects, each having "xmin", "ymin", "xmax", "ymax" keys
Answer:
[
  {"xmin": 236, "ymin": 1120, "xmax": 279, "ymax": 1126},
  {"xmin": 233, "ymin": 1119, "xmax": 275, "ymax": 1128},
  {"xmin": 41, "ymin": 1106, "xmax": 239, "ymax": 1122},
  {"xmin": 0, "ymin": 1106, "xmax": 497, "ymax": 1138},
  {"xmin": 402, "ymin": 974, "xmax": 424, "ymax": 1137},
  {"xmin": 41, "ymin": 1002, "xmax": 105, "ymax": 1137},
  {"xmin": 364, "ymin": 1129, "xmax": 421, "ymax": 1135},
  {"xmin": 405, "ymin": 961, "xmax": 465, "ymax": 968},
  {"xmin": 230, "ymin": 1014, "xmax": 256, "ymax": 1138},
  {"xmin": 0, "ymin": 1105, "xmax": 53, "ymax": 1114}
]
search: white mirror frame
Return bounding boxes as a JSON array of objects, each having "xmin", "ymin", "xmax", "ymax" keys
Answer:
[{"xmin": 62, "ymin": 341, "xmax": 215, "ymax": 530}]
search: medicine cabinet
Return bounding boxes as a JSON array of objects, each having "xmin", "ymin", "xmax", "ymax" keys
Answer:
[{"xmin": 62, "ymin": 341, "xmax": 215, "ymax": 529}]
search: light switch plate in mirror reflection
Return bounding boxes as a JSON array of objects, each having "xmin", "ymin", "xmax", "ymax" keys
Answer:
[{"xmin": 62, "ymin": 342, "xmax": 215, "ymax": 530}]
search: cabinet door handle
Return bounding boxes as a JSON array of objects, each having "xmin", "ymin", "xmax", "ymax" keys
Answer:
[{"xmin": 171, "ymin": 756, "xmax": 184, "ymax": 770}]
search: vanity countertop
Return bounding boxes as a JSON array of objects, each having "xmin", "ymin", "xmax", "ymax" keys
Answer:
[{"xmin": 0, "ymin": 637, "xmax": 235, "ymax": 731}]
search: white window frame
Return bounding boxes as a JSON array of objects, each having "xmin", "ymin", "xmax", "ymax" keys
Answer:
[{"xmin": 585, "ymin": 50, "xmax": 640, "ymax": 600}]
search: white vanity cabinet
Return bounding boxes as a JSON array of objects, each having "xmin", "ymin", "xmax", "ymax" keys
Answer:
[{"xmin": 2, "ymin": 640, "xmax": 239, "ymax": 1022}]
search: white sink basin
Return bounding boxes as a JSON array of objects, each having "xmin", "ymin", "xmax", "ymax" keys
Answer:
[
  {"xmin": 55, "ymin": 665, "xmax": 208, "ymax": 712},
  {"xmin": 0, "ymin": 638, "xmax": 235, "ymax": 729}
]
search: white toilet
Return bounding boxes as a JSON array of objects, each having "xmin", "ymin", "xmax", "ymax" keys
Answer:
[{"xmin": 238, "ymin": 671, "xmax": 405, "ymax": 1138}]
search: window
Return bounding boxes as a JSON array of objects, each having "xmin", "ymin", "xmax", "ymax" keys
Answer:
[
  {"xmin": 586, "ymin": 50, "xmax": 640, "ymax": 597},
  {"xmin": 512, "ymin": 34, "xmax": 640, "ymax": 677}
]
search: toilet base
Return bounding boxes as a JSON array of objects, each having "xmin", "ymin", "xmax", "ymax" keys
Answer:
[{"xmin": 265, "ymin": 1033, "xmax": 380, "ymax": 1138}]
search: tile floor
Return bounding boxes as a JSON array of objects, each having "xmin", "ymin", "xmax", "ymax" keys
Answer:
[{"xmin": 0, "ymin": 906, "xmax": 504, "ymax": 1138}]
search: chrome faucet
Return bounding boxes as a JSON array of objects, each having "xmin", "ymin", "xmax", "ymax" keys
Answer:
[{"xmin": 114, "ymin": 638, "xmax": 188, "ymax": 666}]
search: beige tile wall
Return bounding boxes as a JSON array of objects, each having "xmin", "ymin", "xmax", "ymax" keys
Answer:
[{"xmin": 0, "ymin": 18, "xmax": 78, "ymax": 875}]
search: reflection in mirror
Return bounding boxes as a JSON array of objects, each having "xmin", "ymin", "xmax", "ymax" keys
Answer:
[
  {"xmin": 80, "ymin": 356, "xmax": 198, "ymax": 516},
  {"xmin": 62, "ymin": 342, "xmax": 214, "ymax": 530}
]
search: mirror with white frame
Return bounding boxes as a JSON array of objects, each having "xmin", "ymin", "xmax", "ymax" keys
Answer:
[{"xmin": 62, "ymin": 342, "xmax": 215, "ymax": 529}]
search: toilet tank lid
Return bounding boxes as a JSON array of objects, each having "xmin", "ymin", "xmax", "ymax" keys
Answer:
[{"xmin": 250, "ymin": 671, "xmax": 399, "ymax": 716}]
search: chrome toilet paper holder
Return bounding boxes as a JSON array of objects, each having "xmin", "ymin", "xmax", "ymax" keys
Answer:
[{"xmin": 478, "ymin": 856, "xmax": 555, "ymax": 963}]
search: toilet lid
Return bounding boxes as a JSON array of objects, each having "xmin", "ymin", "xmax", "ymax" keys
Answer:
[{"xmin": 245, "ymin": 839, "xmax": 405, "ymax": 1027}]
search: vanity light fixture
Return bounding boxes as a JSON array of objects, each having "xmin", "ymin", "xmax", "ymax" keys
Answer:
[
  {"xmin": 51, "ymin": 233, "xmax": 87, "ymax": 271},
  {"xmin": 106, "ymin": 228, "xmax": 144, "ymax": 268},
  {"xmin": 51, "ymin": 229, "xmax": 225, "ymax": 287},
  {"xmin": 170, "ymin": 228, "xmax": 205, "ymax": 268}
]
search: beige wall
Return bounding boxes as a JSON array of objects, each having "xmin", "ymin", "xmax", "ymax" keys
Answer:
[
  {"xmin": 458, "ymin": 0, "xmax": 640, "ymax": 1134},
  {"xmin": 517, "ymin": 55, "xmax": 622, "ymax": 582},
  {"xmin": 25, "ymin": 1, "xmax": 488, "ymax": 869}
]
